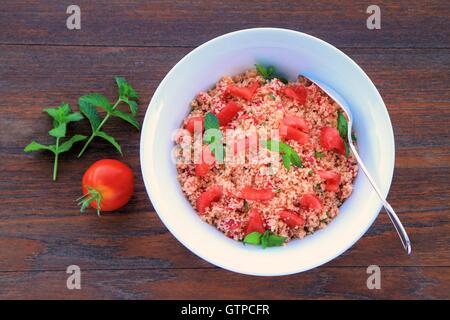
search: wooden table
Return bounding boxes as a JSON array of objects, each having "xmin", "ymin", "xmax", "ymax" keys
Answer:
[{"xmin": 0, "ymin": 1, "xmax": 449, "ymax": 299}]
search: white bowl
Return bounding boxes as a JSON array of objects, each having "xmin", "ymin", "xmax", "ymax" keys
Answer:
[{"xmin": 140, "ymin": 28, "xmax": 394, "ymax": 276}]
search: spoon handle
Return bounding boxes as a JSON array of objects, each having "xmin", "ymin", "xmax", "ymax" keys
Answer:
[{"xmin": 348, "ymin": 142, "xmax": 412, "ymax": 255}]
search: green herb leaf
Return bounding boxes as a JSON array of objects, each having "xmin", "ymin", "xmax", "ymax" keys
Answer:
[
  {"xmin": 79, "ymin": 100, "xmax": 101, "ymax": 131},
  {"xmin": 290, "ymin": 151, "xmax": 303, "ymax": 168},
  {"xmin": 24, "ymin": 141, "xmax": 53, "ymax": 153},
  {"xmin": 265, "ymin": 232, "xmax": 287, "ymax": 248},
  {"xmin": 262, "ymin": 140, "xmax": 303, "ymax": 170},
  {"xmin": 48, "ymin": 123, "xmax": 67, "ymax": 138},
  {"xmin": 351, "ymin": 132, "xmax": 357, "ymax": 142},
  {"xmin": 78, "ymin": 77, "xmax": 140, "ymax": 157},
  {"xmin": 243, "ymin": 232, "xmax": 262, "ymax": 245},
  {"xmin": 314, "ymin": 151, "xmax": 324, "ymax": 159},
  {"xmin": 204, "ymin": 112, "xmax": 219, "ymax": 131},
  {"xmin": 96, "ymin": 131, "xmax": 122, "ymax": 155},
  {"xmin": 121, "ymin": 96, "xmax": 139, "ymax": 115},
  {"xmin": 281, "ymin": 153, "xmax": 291, "ymax": 171},
  {"xmin": 57, "ymin": 134, "xmax": 87, "ymax": 153},
  {"xmin": 337, "ymin": 112, "xmax": 348, "ymax": 139},
  {"xmin": 111, "ymin": 110, "xmax": 140, "ymax": 130},
  {"xmin": 26, "ymin": 103, "xmax": 85, "ymax": 180},
  {"xmin": 255, "ymin": 64, "xmax": 274, "ymax": 79},
  {"xmin": 79, "ymin": 93, "xmax": 113, "ymax": 113},
  {"xmin": 116, "ymin": 76, "xmax": 139, "ymax": 99}
]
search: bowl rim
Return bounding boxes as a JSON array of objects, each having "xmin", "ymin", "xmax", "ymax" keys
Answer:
[{"xmin": 140, "ymin": 27, "xmax": 395, "ymax": 276}]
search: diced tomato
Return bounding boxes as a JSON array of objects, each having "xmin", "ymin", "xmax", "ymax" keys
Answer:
[
  {"xmin": 217, "ymin": 101, "xmax": 242, "ymax": 126},
  {"xmin": 245, "ymin": 208, "xmax": 266, "ymax": 235},
  {"xmin": 283, "ymin": 85, "xmax": 308, "ymax": 104},
  {"xmin": 195, "ymin": 146, "xmax": 215, "ymax": 177},
  {"xmin": 320, "ymin": 127, "xmax": 346, "ymax": 155},
  {"xmin": 279, "ymin": 124, "xmax": 309, "ymax": 145},
  {"xmin": 196, "ymin": 185, "xmax": 223, "ymax": 215},
  {"xmin": 185, "ymin": 116, "xmax": 204, "ymax": 134},
  {"xmin": 279, "ymin": 210, "xmax": 306, "ymax": 228},
  {"xmin": 227, "ymin": 82, "xmax": 260, "ymax": 101},
  {"xmin": 239, "ymin": 187, "xmax": 275, "ymax": 201},
  {"xmin": 300, "ymin": 194, "xmax": 324, "ymax": 211},
  {"xmin": 317, "ymin": 170, "xmax": 341, "ymax": 192},
  {"xmin": 282, "ymin": 114, "xmax": 309, "ymax": 133}
]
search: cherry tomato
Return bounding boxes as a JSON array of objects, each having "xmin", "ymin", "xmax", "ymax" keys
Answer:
[{"xmin": 80, "ymin": 159, "xmax": 134, "ymax": 215}]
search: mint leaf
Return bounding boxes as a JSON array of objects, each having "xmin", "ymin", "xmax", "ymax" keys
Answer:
[
  {"xmin": 79, "ymin": 93, "xmax": 113, "ymax": 113},
  {"xmin": 96, "ymin": 131, "xmax": 122, "ymax": 155},
  {"xmin": 111, "ymin": 110, "xmax": 140, "ymax": 130},
  {"xmin": 243, "ymin": 232, "xmax": 262, "ymax": 245},
  {"xmin": 121, "ymin": 96, "xmax": 139, "ymax": 115},
  {"xmin": 255, "ymin": 64, "xmax": 288, "ymax": 84},
  {"xmin": 79, "ymin": 100, "xmax": 101, "ymax": 131},
  {"xmin": 116, "ymin": 76, "xmax": 139, "ymax": 99},
  {"xmin": 57, "ymin": 135, "xmax": 87, "ymax": 153},
  {"xmin": 290, "ymin": 151, "xmax": 303, "ymax": 168},
  {"xmin": 204, "ymin": 112, "xmax": 219, "ymax": 131},
  {"xmin": 48, "ymin": 123, "xmax": 67, "ymax": 138},
  {"xmin": 24, "ymin": 141, "xmax": 53, "ymax": 153},
  {"xmin": 266, "ymin": 233, "xmax": 287, "ymax": 247},
  {"xmin": 337, "ymin": 112, "xmax": 348, "ymax": 139},
  {"xmin": 281, "ymin": 153, "xmax": 291, "ymax": 171},
  {"xmin": 78, "ymin": 77, "xmax": 140, "ymax": 157},
  {"xmin": 262, "ymin": 140, "xmax": 303, "ymax": 170}
]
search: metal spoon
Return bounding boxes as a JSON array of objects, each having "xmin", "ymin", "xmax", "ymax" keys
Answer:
[{"xmin": 304, "ymin": 76, "xmax": 412, "ymax": 255}]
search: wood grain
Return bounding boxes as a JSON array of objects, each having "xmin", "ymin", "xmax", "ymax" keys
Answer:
[
  {"xmin": 0, "ymin": 0, "xmax": 449, "ymax": 299},
  {"xmin": 0, "ymin": 267, "xmax": 448, "ymax": 299},
  {"xmin": 0, "ymin": 1, "xmax": 449, "ymax": 48}
]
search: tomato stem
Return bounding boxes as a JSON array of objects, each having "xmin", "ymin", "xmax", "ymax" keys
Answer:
[{"xmin": 77, "ymin": 186, "xmax": 102, "ymax": 216}]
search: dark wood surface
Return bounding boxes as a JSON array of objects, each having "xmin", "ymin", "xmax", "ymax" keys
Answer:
[{"xmin": 0, "ymin": 0, "xmax": 449, "ymax": 299}]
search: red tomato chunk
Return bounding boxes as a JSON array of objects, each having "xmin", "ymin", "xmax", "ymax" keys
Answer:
[
  {"xmin": 217, "ymin": 101, "xmax": 242, "ymax": 126},
  {"xmin": 279, "ymin": 210, "xmax": 305, "ymax": 228},
  {"xmin": 300, "ymin": 193, "xmax": 324, "ymax": 211},
  {"xmin": 196, "ymin": 185, "xmax": 223, "ymax": 215},
  {"xmin": 320, "ymin": 127, "xmax": 346, "ymax": 155},
  {"xmin": 245, "ymin": 208, "xmax": 266, "ymax": 235},
  {"xmin": 239, "ymin": 187, "xmax": 275, "ymax": 201},
  {"xmin": 227, "ymin": 82, "xmax": 260, "ymax": 101}
]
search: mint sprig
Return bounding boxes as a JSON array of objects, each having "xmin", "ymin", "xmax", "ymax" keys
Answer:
[
  {"xmin": 255, "ymin": 64, "xmax": 288, "ymax": 84},
  {"xmin": 77, "ymin": 76, "xmax": 140, "ymax": 157},
  {"xmin": 262, "ymin": 139, "xmax": 303, "ymax": 170},
  {"xmin": 203, "ymin": 112, "xmax": 225, "ymax": 163},
  {"xmin": 243, "ymin": 231, "xmax": 287, "ymax": 248},
  {"xmin": 24, "ymin": 103, "xmax": 86, "ymax": 180}
]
